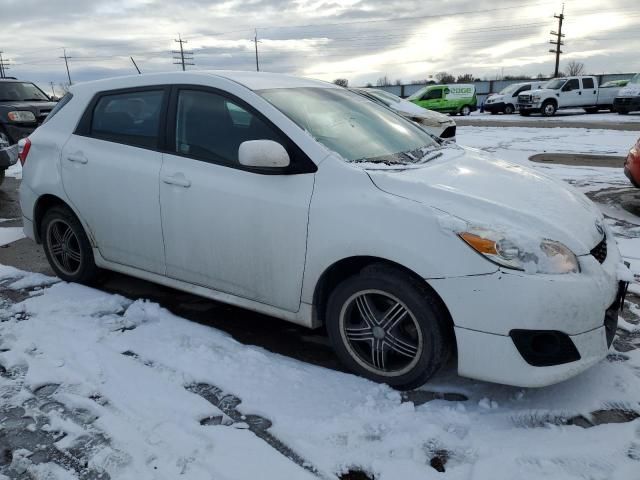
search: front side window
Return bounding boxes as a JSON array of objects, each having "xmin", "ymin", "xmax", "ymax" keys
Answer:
[
  {"xmin": 90, "ymin": 90, "xmax": 163, "ymax": 148},
  {"xmin": 563, "ymin": 79, "xmax": 580, "ymax": 91},
  {"xmin": 499, "ymin": 84, "xmax": 519, "ymax": 95},
  {"xmin": 582, "ymin": 78, "xmax": 595, "ymax": 89},
  {"xmin": 259, "ymin": 87, "xmax": 440, "ymax": 164},
  {"xmin": 0, "ymin": 82, "xmax": 50, "ymax": 102},
  {"xmin": 175, "ymin": 90, "xmax": 283, "ymax": 166},
  {"xmin": 423, "ymin": 88, "xmax": 442, "ymax": 100}
]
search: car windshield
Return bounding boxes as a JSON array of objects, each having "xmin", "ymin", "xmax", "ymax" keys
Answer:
[
  {"xmin": 545, "ymin": 79, "xmax": 567, "ymax": 90},
  {"xmin": 367, "ymin": 89, "xmax": 402, "ymax": 104},
  {"xmin": 0, "ymin": 82, "xmax": 50, "ymax": 102},
  {"xmin": 407, "ymin": 86, "xmax": 429, "ymax": 101},
  {"xmin": 259, "ymin": 87, "xmax": 440, "ymax": 164},
  {"xmin": 499, "ymin": 84, "xmax": 520, "ymax": 95},
  {"xmin": 630, "ymin": 74, "xmax": 640, "ymax": 85}
]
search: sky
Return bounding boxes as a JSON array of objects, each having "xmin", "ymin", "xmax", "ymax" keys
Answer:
[{"xmin": 0, "ymin": 0, "xmax": 639, "ymax": 94}]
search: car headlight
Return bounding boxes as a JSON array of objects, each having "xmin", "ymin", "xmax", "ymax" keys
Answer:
[
  {"xmin": 459, "ymin": 228, "xmax": 579, "ymax": 274},
  {"xmin": 7, "ymin": 111, "xmax": 36, "ymax": 123},
  {"xmin": 532, "ymin": 95, "xmax": 541, "ymax": 102}
]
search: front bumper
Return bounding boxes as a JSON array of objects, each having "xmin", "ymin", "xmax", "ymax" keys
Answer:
[
  {"xmin": 518, "ymin": 102, "xmax": 541, "ymax": 113},
  {"xmin": 3, "ymin": 123, "xmax": 37, "ymax": 144},
  {"xmin": 0, "ymin": 143, "xmax": 18, "ymax": 169},
  {"xmin": 484, "ymin": 102, "xmax": 506, "ymax": 113},
  {"xmin": 429, "ymin": 232, "xmax": 623, "ymax": 386},
  {"xmin": 614, "ymin": 97, "xmax": 640, "ymax": 112}
]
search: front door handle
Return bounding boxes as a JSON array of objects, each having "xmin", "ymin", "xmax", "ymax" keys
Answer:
[
  {"xmin": 161, "ymin": 173, "xmax": 191, "ymax": 188},
  {"xmin": 67, "ymin": 154, "xmax": 88, "ymax": 164}
]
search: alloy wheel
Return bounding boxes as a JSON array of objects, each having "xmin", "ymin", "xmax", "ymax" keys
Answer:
[
  {"xmin": 339, "ymin": 290, "xmax": 423, "ymax": 377},
  {"xmin": 46, "ymin": 219, "xmax": 83, "ymax": 276}
]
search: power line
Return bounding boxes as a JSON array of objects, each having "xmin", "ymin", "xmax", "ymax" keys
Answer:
[
  {"xmin": 549, "ymin": 4, "xmax": 565, "ymax": 77},
  {"xmin": 172, "ymin": 35, "xmax": 194, "ymax": 71},
  {"xmin": 0, "ymin": 52, "xmax": 10, "ymax": 78}
]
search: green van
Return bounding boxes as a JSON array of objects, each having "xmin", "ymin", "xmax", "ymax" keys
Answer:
[{"xmin": 408, "ymin": 84, "xmax": 477, "ymax": 116}]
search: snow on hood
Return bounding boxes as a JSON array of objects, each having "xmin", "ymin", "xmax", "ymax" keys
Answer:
[
  {"xmin": 365, "ymin": 147, "xmax": 604, "ymax": 255},
  {"xmin": 619, "ymin": 84, "xmax": 640, "ymax": 97},
  {"xmin": 392, "ymin": 100, "xmax": 453, "ymax": 125},
  {"xmin": 0, "ymin": 101, "xmax": 57, "ymax": 109}
]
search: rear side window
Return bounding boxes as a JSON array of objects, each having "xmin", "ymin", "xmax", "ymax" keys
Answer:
[
  {"xmin": 582, "ymin": 78, "xmax": 595, "ymax": 89},
  {"xmin": 89, "ymin": 90, "xmax": 163, "ymax": 148},
  {"xmin": 43, "ymin": 93, "xmax": 73, "ymax": 124}
]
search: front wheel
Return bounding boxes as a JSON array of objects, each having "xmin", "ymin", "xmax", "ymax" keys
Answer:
[
  {"xmin": 541, "ymin": 101, "xmax": 557, "ymax": 117},
  {"xmin": 41, "ymin": 206, "xmax": 99, "ymax": 284},
  {"xmin": 504, "ymin": 104, "xmax": 515, "ymax": 115},
  {"xmin": 326, "ymin": 265, "xmax": 451, "ymax": 390}
]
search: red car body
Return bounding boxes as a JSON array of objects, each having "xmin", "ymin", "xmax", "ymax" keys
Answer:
[{"xmin": 624, "ymin": 137, "xmax": 640, "ymax": 187}]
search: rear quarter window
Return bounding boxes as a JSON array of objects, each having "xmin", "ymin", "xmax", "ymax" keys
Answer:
[{"xmin": 42, "ymin": 93, "xmax": 73, "ymax": 124}]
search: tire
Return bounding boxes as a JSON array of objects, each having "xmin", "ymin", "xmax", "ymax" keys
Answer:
[
  {"xmin": 541, "ymin": 100, "xmax": 556, "ymax": 117},
  {"xmin": 504, "ymin": 104, "xmax": 515, "ymax": 115},
  {"xmin": 326, "ymin": 264, "xmax": 451, "ymax": 390},
  {"xmin": 618, "ymin": 110, "xmax": 629, "ymax": 115},
  {"xmin": 460, "ymin": 105, "xmax": 471, "ymax": 116},
  {"xmin": 41, "ymin": 205, "xmax": 99, "ymax": 284}
]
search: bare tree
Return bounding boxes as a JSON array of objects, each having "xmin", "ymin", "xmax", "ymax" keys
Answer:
[
  {"xmin": 566, "ymin": 61, "xmax": 585, "ymax": 76},
  {"xmin": 376, "ymin": 75, "xmax": 390, "ymax": 87},
  {"xmin": 394, "ymin": 79, "xmax": 402, "ymax": 86},
  {"xmin": 456, "ymin": 73, "xmax": 475, "ymax": 83},
  {"xmin": 435, "ymin": 72, "xmax": 455, "ymax": 84},
  {"xmin": 333, "ymin": 78, "xmax": 348, "ymax": 87},
  {"xmin": 365, "ymin": 82, "xmax": 373, "ymax": 87}
]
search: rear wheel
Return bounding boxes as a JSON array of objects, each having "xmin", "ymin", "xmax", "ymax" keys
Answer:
[
  {"xmin": 504, "ymin": 104, "xmax": 515, "ymax": 115},
  {"xmin": 41, "ymin": 206, "xmax": 98, "ymax": 284},
  {"xmin": 326, "ymin": 265, "xmax": 451, "ymax": 390},
  {"xmin": 541, "ymin": 100, "xmax": 557, "ymax": 117},
  {"xmin": 460, "ymin": 105, "xmax": 471, "ymax": 116}
]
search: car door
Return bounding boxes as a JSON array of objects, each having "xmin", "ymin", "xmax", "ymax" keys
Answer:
[
  {"xmin": 159, "ymin": 87, "xmax": 316, "ymax": 312},
  {"xmin": 61, "ymin": 87, "xmax": 168, "ymax": 274},
  {"xmin": 581, "ymin": 77, "xmax": 598, "ymax": 105},
  {"xmin": 560, "ymin": 78, "xmax": 582, "ymax": 107},
  {"xmin": 418, "ymin": 87, "xmax": 444, "ymax": 111}
]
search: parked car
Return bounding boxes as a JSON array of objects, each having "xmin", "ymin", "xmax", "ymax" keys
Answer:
[
  {"xmin": 624, "ymin": 137, "xmax": 640, "ymax": 187},
  {"xmin": 351, "ymin": 87, "xmax": 456, "ymax": 141},
  {"xmin": 614, "ymin": 73, "xmax": 640, "ymax": 115},
  {"xmin": 484, "ymin": 82, "xmax": 546, "ymax": 114},
  {"xmin": 0, "ymin": 79, "xmax": 57, "ymax": 146},
  {"xmin": 601, "ymin": 79, "xmax": 629, "ymax": 88},
  {"xmin": 408, "ymin": 84, "xmax": 477, "ymax": 116},
  {"xmin": 20, "ymin": 71, "xmax": 626, "ymax": 389},
  {"xmin": 518, "ymin": 76, "xmax": 617, "ymax": 116},
  {"xmin": 0, "ymin": 134, "xmax": 18, "ymax": 186}
]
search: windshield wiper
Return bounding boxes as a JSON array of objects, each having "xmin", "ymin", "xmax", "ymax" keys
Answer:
[{"xmin": 21, "ymin": 98, "xmax": 49, "ymax": 102}]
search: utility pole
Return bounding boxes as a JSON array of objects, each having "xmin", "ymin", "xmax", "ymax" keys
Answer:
[
  {"xmin": 130, "ymin": 56, "xmax": 141, "ymax": 74},
  {"xmin": 549, "ymin": 4, "xmax": 565, "ymax": 77},
  {"xmin": 0, "ymin": 52, "xmax": 10, "ymax": 79},
  {"xmin": 172, "ymin": 35, "xmax": 194, "ymax": 71},
  {"xmin": 254, "ymin": 29, "xmax": 260, "ymax": 72},
  {"xmin": 60, "ymin": 48, "xmax": 72, "ymax": 85},
  {"xmin": 49, "ymin": 82, "xmax": 56, "ymax": 98}
]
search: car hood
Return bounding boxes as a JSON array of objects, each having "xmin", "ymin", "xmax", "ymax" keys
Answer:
[
  {"xmin": 524, "ymin": 88, "xmax": 556, "ymax": 97},
  {"xmin": 392, "ymin": 101, "xmax": 454, "ymax": 125},
  {"xmin": 0, "ymin": 101, "xmax": 57, "ymax": 110},
  {"xmin": 619, "ymin": 84, "xmax": 640, "ymax": 97},
  {"xmin": 365, "ymin": 147, "xmax": 603, "ymax": 255}
]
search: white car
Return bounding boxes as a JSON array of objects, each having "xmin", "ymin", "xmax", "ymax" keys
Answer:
[
  {"xmin": 19, "ymin": 71, "xmax": 627, "ymax": 389},
  {"xmin": 351, "ymin": 87, "xmax": 456, "ymax": 141},
  {"xmin": 484, "ymin": 82, "xmax": 546, "ymax": 115}
]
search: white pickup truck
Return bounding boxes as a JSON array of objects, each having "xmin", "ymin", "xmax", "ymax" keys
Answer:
[{"xmin": 517, "ymin": 76, "xmax": 621, "ymax": 116}]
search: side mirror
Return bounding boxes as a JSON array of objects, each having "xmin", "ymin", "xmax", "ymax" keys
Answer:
[{"xmin": 238, "ymin": 140, "xmax": 290, "ymax": 168}]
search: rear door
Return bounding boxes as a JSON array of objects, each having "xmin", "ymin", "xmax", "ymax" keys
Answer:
[
  {"xmin": 61, "ymin": 87, "xmax": 168, "ymax": 274},
  {"xmin": 581, "ymin": 77, "xmax": 598, "ymax": 105}
]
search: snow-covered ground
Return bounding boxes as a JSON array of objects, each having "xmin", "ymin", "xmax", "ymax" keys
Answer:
[
  {"xmin": 470, "ymin": 110, "xmax": 640, "ymax": 124},
  {"xmin": 1, "ymin": 126, "xmax": 640, "ymax": 480}
]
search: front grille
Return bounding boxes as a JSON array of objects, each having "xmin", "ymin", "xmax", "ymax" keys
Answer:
[
  {"xmin": 440, "ymin": 125, "xmax": 456, "ymax": 139},
  {"xmin": 518, "ymin": 94, "xmax": 531, "ymax": 103},
  {"xmin": 590, "ymin": 237, "xmax": 607, "ymax": 264}
]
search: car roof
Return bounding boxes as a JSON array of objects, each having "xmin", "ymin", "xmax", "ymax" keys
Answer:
[{"xmin": 70, "ymin": 70, "xmax": 337, "ymax": 95}]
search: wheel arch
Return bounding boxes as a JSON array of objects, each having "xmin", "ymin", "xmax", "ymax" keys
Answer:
[
  {"xmin": 311, "ymin": 256, "xmax": 456, "ymax": 346},
  {"xmin": 33, "ymin": 194, "xmax": 78, "ymax": 243}
]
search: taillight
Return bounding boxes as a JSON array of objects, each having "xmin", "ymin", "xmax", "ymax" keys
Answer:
[{"xmin": 18, "ymin": 138, "xmax": 31, "ymax": 166}]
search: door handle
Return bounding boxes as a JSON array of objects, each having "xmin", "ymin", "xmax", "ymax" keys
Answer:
[
  {"xmin": 578, "ymin": 91, "xmax": 582, "ymax": 95},
  {"xmin": 161, "ymin": 173, "xmax": 191, "ymax": 188},
  {"xmin": 67, "ymin": 154, "xmax": 88, "ymax": 164}
]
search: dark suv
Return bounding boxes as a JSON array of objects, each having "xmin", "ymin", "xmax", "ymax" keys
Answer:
[{"xmin": 0, "ymin": 79, "xmax": 57, "ymax": 184}]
